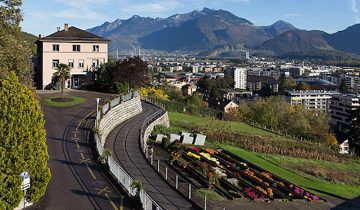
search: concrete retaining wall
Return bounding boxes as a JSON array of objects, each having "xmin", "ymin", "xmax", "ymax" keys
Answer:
[
  {"xmin": 98, "ymin": 95, "xmax": 142, "ymax": 144},
  {"xmin": 143, "ymin": 111, "xmax": 170, "ymax": 146}
]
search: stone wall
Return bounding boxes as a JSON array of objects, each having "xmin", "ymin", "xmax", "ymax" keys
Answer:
[
  {"xmin": 98, "ymin": 95, "xmax": 142, "ymax": 144},
  {"xmin": 142, "ymin": 111, "xmax": 170, "ymax": 153}
]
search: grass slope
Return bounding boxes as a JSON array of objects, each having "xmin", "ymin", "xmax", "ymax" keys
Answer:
[
  {"xmin": 220, "ymin": 144, "xmax": 360, "ymax": 198},
  {"xmin": 41, "ymin": 96, "xmax": 86, "ymax": 107},
  {"xmin": 168, "ymin": 112, "xmax": 360, "ymax": 198},
  {"xmin": 169, "ymin": 112, "xmax": 287, "ymax": 140}
]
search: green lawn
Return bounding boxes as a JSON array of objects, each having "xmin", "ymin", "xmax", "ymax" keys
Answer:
[
  {"xmin": 193, "ymin": 188, "xmax": 225, "ymax": 201},
  {"xmin": 41, "ymin": 96, "xmax": 86, "ymax": 107},
  {"xmin": 169, "ymin": 112, "xmax": 288, "ymax": 140},
  {"xmin": 220, "ymin": 144, "xmax": 360, "ymax": 198},
  {"xmin": 167, "ymin": 111, "xmax": 360, "ymax": 198}
]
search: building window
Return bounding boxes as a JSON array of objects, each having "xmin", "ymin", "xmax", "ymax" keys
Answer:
[
  {"xmin": 68, "ymin": 59, "xmax": 74, "ymax": 68},
  {"xmin": 93, "ymin": 45, "xmax": 99, "ymax": 52},
  {"xmin": 52, "ymin": 59, "xmax": 59, "ymax": 68},
  {"xmin": 72, "ymin": 45, "xmax": 81, "ymax": 52},
  {"xmin": 92, "ymin": 59, "xmax": 99, "ymax": 68},
  {"xmin": 53, "ymin": 44, "xmax": 59, "ymax": 52},
  {"xmin": 79, "ymin": 59, "xmax": 84, "ymax": 68}
]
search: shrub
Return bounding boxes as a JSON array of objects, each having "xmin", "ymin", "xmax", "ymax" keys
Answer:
[{"xmin": 0, "ymin": 73, "xmax": 51, "ymax": 209}]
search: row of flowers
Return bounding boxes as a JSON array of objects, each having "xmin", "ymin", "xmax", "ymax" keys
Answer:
[{"xmin": 174, "ymin": 145, "xmax": 322, "ymax": 201}]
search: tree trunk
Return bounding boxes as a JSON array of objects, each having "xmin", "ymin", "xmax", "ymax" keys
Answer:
[{"xmin": 61, "ymin": 76, "xmax": 64, "ymax": 98}]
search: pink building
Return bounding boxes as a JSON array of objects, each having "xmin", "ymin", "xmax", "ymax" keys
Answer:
[{"xmin": 35, "ymin": 24, "xmax": 110, "ymax": 89}]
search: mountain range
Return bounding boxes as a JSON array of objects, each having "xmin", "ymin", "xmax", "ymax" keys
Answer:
[{"xmin": 87, "ymin": 8, "xmax": 360, "ymax": 58}]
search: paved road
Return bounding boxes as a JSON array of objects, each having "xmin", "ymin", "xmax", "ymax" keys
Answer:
[
  {"xmin": 105, "ymin": 102, "xmax": 194, "ymax": 210},
  {"xmin": 32, "ymin": 91, "xmax": 135, "ymax": 210}
]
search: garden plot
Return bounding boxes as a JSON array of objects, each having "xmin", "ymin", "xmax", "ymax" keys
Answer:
[{"xmin": 168, "ymin": 142, "xmax": 325, "ymax": 202}]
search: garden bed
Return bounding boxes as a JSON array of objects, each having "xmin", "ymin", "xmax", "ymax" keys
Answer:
[{"xmin": 165, "ymin": 141, "xmax": 325, "ymax": 202}]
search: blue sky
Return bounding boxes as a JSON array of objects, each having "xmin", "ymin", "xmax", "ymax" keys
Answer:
[{"xmin": 22, "ymin": 0, "xmax": 360, "ymax": 36}]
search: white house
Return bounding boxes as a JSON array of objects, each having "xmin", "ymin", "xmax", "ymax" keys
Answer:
[
  {"xmin": 339, "ymin": 140, "xmax": 349, "ymax": 154},
  {"xmin": 35, "ymin": 23, "xmax": 110, "ymax": 89}
]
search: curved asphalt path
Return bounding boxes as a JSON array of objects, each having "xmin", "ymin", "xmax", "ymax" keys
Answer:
[
  {"xmin": 31, "ymin": 90, "xmax": 134, "ymax": 210},
  {"xmin": 105, "ymin": 102, "xmax": 193, "ymax": 210}
]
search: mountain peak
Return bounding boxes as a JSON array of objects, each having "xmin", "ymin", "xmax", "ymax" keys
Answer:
[
  {"xmin": 272, "ymin": 20, "xmax": 296, "ymax": 29},
  {"xmin": 201, "ymin": 7, "xmax": 215, "ymax": 13},
  {"xmin": 131, "ymin": 15, "xmax": 141, "ymax": 19}
]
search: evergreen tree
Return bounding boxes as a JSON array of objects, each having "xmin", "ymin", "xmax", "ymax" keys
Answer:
[
  {"xmin": 0, "ymin": 72, "xmax": 51, "ymax": 209},
  {"xmin": 348, "ymin": 107, "xmax": 360, "ymax": 155}
]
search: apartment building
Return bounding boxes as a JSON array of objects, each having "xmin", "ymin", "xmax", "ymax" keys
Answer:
[
  {"xmin": 247, "ymin": 75, "xmax": 279, "ymax": 93},
  {"xmin": 286, "ymin": 90, "xmax": 340, "ymax": 112},
  {"xmin": 330, "ymin": 94, "xmax": 360, "ymax": 131},
  {"xmin": 225, "ymin": 67, "xmax": 247, "ymax": 90},
  {"xmin": 35, "ymin": 24, "xmax": 110, "ymax": 89}
]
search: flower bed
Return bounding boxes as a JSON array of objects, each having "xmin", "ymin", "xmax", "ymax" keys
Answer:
[{"xmin": 167, "ymin": 143, "xmax": 324, "ymax": 202}]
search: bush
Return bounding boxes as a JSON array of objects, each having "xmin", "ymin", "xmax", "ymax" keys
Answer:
[
  {"xmin": 231, "ymin": 96, "xmax": 333, "ymax": 144},
  {"xmin": 113, "ymin": 82, "xmax": 128, "ymax": 94},
  {"xmin": 152, "ymin": 125, "xmax": 167, "ymax": 136},
  {"xmin": 161, "ymin": 137, "xmax": 171, "ymax": 149},
  {"xmin": 0, "ymin": 73, "xmax": 51, "ymax": 209}
]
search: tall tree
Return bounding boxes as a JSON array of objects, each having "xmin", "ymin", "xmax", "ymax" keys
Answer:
[
  {"xmin": 259, "ymin": 84, "xmax": 274, "ymax": 97},
  {"xmin": 347, "ymin": 107, "xmax": 360, "ymax": 155},
  {"xmin": 93, "ymin": 58, "xmax": 116, "ymax": 92},
  {"xmin": 0, "ymin": 0, "xmax": 33, "ymax": 87},
  {"xmin": 279, "ymin": 75, "xmax": 296, "ymax": 93},
  {"xmin": 338, "ymin": 80, "xmax": 349, "ymax": 93},
  {"xmin": 113, "ymin": 56, "xmax": 151, "ymax": 90},
  {"xmin": 0, "ymin": 72, "xmax": 51, "ymax": 209},
  {"xmin": 296, "ymin": 82, "xmax": 311, "ymax": 91},
  {"xmin": 53, "ymin": 64, "xmax": 70, "ymax": 98}
]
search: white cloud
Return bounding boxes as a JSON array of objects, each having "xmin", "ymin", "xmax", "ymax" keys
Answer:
[
  {"xmin": 54, "ymin": 8, "xmax": 107, "ymax": 20},
  {"xmin": 54, "ymin": 0, "xmax": 110, "ymax": 8},
  {"xmin": 349, "ymin": 0, "xmax": 360, "ymax": 23},
  {"xmin": 51, "ymin": 0, "xmax": 109, "ymax": 21}
]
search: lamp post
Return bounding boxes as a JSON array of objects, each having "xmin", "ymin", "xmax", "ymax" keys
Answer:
[{"xmin": 95, "ymin": 98, "xmax": 100, "ymax": 128}]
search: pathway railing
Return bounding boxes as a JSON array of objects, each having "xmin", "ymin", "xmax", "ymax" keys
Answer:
[{"xmin": 94, "ymin": 91, "xmax": 163, "ymax": 210}]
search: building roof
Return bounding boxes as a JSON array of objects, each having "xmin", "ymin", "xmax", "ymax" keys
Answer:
[
  {"xmin": 295, "ymin": 78, "xmax": 337, "ymax": 86},
  {"xmin": 287, "ymin": 90, "xmax": 340, "ymax": 96},
  {"xmin": 38, "ymin": 26, "xmax": 110, "ymax": 42}
]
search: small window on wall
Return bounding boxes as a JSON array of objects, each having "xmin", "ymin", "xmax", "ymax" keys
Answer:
[
  {"xmin": 52, "ymin": 59, "xmax": 59, "ymax": 68},
  {"xmin": 68, "ymin": 59, "xmax": 74, "ymax": 68},
  {"xmin": 92, "ymin": 59, "xmax": 99, "ymax": 68},
  {"xmin": 53, "ymin": 44, "xmax": 59, "ymax": 51},
  {"xmin": 79, "ymin": 59, "xmax": 84, "ymax": 68},
  {"xmin": 93, "ymin": 45, "xmax": 99, "ymax": 52},
  {"xmin": 72, "ymin": 45, "xmax": 81, "ymax": 52}
]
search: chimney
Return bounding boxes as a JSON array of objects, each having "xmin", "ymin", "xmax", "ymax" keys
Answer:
[
  {"xmin": 64, "ymin": 23, "xmax": 69, "ymax": 31},
  {"xmin": 57, "ymin": 27, "xmax": 60, "ymax": 31}
]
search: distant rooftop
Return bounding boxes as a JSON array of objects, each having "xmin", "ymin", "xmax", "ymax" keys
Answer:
[
  {"xmin": 287, "ymin": 90, "xmax": 340, "ymax": 96},
  {"xmin": 295, "ymin": 78, "xmax": 337, "ymax": 86},
  {"xmin": 38, "ymin": 24, "xmax": 110, "ymax": 42}
]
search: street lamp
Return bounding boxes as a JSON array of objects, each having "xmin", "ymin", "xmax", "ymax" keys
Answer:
[{"xmin": 95, "ymin": 98, "xmax": 100, "ymax": 127}]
